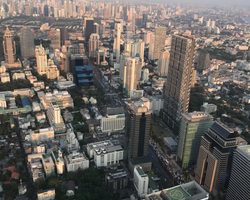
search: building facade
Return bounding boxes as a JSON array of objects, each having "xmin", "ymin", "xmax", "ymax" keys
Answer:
[
  {"xmin": 89, "ymin": 33, "xmax": 100, "ymax": 58},
  {"xmin": 64, "ymin": 150, "xmax": 89, "ymax": 172},
  {"xmin": 133, "ymin": 165, "xmax": 149, "ymax": 198},
  {"xmin": 158, "ymin": 49, "xmax": 170, "ymax": 77},
  {"xmin": 226, "ymin": 145, "xmax": 250, "ymax": 200},
  {"xmin": 127, "ymin": 102, "xmax": 151, "ymax": 159},
  {"xmin": 195, "ymin": 121, "xmax": 247, "ymax": 197},
  {"xmin": 94, "ymin": 145, "xmax": 124, "ymax": 167},
  {"xmin": 177, "ymin": 112, "xmax": 213, "ymax": 169},
  {"xmin": 3, "ymin": 27, "xmax": 16, "ymax": 65},
  {"xmin": 163, "ymin": 35, "xmax": 196, "ymax": 128},
  {"xmin": 20, "ymin": 27, "xmax": 35, "ymax": 58},
  {"xmin": 36, "ymin": 45, "xmax": 48, "ymax": 75}
]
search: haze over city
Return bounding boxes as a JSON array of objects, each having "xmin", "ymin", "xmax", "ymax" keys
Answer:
[{"xmin": 0, "ymin": 0, "xmax": 250, "ymax": 200}]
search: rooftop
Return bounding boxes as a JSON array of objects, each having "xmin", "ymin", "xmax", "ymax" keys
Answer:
[{"xmin": 135, "ymin": 166, "xmax": 146, "ymax": 176}]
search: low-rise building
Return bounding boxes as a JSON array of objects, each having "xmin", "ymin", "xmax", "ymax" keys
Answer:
[
  {"xmin": 200, "ymin": 102, "xmax": 217, "ymax": 114},
  {"xmin": 134, "ymin": 165, "xmax": 149, "ymax": 198},
  {"xmin": 38, "ymin": 90, "xmax": 74, "ymax": 109},
  {"xmin": 57, "ymin": 81, "xmax": 75, "ymax": 90},
  {"xmin": 30, "ymin": 127, "xmax": 54, "ymax": 144},
  {"xmin": 64, "ymin": 150, "xmax": 89, "ymax": 172},
  {"xmin": 94, "ymin": 145, "xmax": 124, "ymax": 167},
  {"xmin": 145, "ymin": 181, "xmax": 209, "ymax": 200},
  {"xmin": 0, "ymin": 94, "xmax": 7, "ymax": 108},
  {"xmin": 51, "ymin": 149, "xmax": 64, "ymax": 175},
  {"xmin": 101, "ymin": 107, "xmax": 125, "ymax": 132},
  {"xmin": 12, "ymin": 72, "xmax": 26, "ymax": 80},
  {"xmin": 87, "ymin": 140, "xmax": 114, "ymax": 158},
  {"xmin": 105, "ymin": 170, "xmax": 128, "ymax": 191},
  {"xmin": 37, "ymin": 188, "xmax": 55, "ymax": 200},
  {"xmin": 41, "ymin": 154, "xmax": 55, "ymax": 178},
  {"xmin": 1, "ymin": 72, "xmax": 10, "ymax": 83}
]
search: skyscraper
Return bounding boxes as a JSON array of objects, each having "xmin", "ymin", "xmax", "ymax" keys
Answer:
[
  {"xmin": 177, "ymin": 112, "xmax": 213, "ymax": 169},
  {"xmin": 132, "ymin": 13, "xmax": 136, "ymax": 32},
  {"xmin": 49, "ymin": 29, "xmax": 61, "ymax": 50},
  {"xmin": 44, "ymin": 5, "xmax": 49, "ymax": 17},
  {"xmin": 20, "ymin": 27, "xmax": 35, "ymax": 58},
  {"xmin": 94, "ymin": 23, "xmax": 100, "ymax": 35},
  {"xmin": 113, "ymin": 23, "xmax": 121, "ymax": 62},
  {"xmin": 149, "ymin": 27, "xmax": 166, "ymax": 60},
  {"xmin": 197, "ymin": 51, "xmax": 210, "ymax": 72},
  {"xmin": 142, "ymin": 14, "xmax": 147, "ymax": 28},
  {"xmin": 36, "ymin": 45, "xmax": 48, "ymax": 75},
  {"xmin": 195, "ymin": 121, "xmax": 247, "ymax": 197},
  {"xmin": 3, "ymin": 27, "xmax": 16, "ymax": 65},
  {"xmin": 126, "ymin": 102, "xmax": 151, "ymax": 159},
  {"xmin": 60, "ymin": 28, "xmax": 68, "ymax": 46},
  {"xmin": 226, "ymin": 145, "xmax": 250, "ymax": 200},
  {"xmin": 89, "ymin": 34, "xmax": 100, "ymax": 58},
  {"xmin": 163, "ymin": 35, "xmax": 196, "ymax": 129},
  {"xmin": 132, "ymin": 39, "xmax": 145, "ymax": 66},
  {"xmin": 85, "ymin": 18, "xmax": 94, "ymax": 42},
  {"xmin": 158, "ymin": 49, "xmax": 170, "ymax": 77},
  {"xmin": 123, "ymin": 57, "xmax": 140, "ymax": 97}
]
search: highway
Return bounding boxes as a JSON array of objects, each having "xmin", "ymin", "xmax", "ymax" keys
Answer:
[{"xmin": 148, "ymin": 147, "xmax": 174, "ymax": 188}]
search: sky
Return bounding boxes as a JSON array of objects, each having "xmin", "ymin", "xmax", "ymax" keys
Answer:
[{"xmin": 150, "ymin": 0, "xmax": 250, "ymax": 6}]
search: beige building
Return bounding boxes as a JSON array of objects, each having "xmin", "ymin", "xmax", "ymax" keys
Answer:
[
  {"xmin": 89, "ymin": 33, "xmax": 100, "ymax": 58},
  {"xmin": 20, "ymin": 27, "xmax": 35, "ymax": 58},
  {"xmin": 38, "ymin": 90, "xmax": 74, "ymax": 109},
  {"xmin": 123, "ymin": 57, "xmax": 141, "ymax": 97},
  {"xmin": 36, "ymin": 45, "xmax": 47, "ymax": 75},
  {"xmin": 158, "ymin": 49, "xmax": 170, "ymax": 77},
  {"xmin": 3, "ymin": 27, "xmax": 16, "ymax": 65},
  {"xmin": 30, "ymin": 127, "xmax": 55, "ymax": 144},
  {"xmin": 1, "ymin": 72, "xmax": 10, "ymax": 83},
  {"xmin": 37, "ymin": 188, "xmax": 55, "ymax": 200},
  {"xmin": 148, "ymin": 27, "xmax": 166, "ymax": 60},
  {"xmin": 46, "ymin": 65, "xmax": 60, "ymax": 80}
]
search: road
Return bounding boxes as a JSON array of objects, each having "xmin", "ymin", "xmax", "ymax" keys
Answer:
[
  {"xmin": 148, "ymin": 147, "xmax": 174, "ymax": 188},
  {"xmin": 14, "ymin": 118, "xmax": 36, "ymax": 199},
  {"xmin": 90, "ymin": 58, "xmax": 122, "ymax": 108}
]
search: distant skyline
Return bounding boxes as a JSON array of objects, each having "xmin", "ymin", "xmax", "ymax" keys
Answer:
[{"xmin": 141, "ymin": 0, "xmax": 250, "ymax": 7}]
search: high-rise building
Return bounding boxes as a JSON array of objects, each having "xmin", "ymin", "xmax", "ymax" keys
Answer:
[
  {"xmin": 36, "ymin": 45, "xmax": 48, "ymax": 75},
  {"xmin": 195, "ymin": 121, "xmax": 247, "ymax": 197},
  {"xmin": 123, "ymin": 57, "xmax": 140, "ymax": 97},
  {"xmin": 60, "ymin": 28, "xmax": 68, "ymax": 46},
  {"xmin": 132, "ymin": 13, "xmax": 136, "ymax": 32},
  {"xmin": 197, "ymin": 51, "xmax": 210, "ymax": 72},
  {"xmin": 20, "ymin": 27, "xmax": 35, "ymax": 59},
  {"xmin": 157, "ymin": 49, "xmax": 170, "ymax": 77},
  {"xmin": 149, "ymin": 27, "xmax": 166, "ymax": 60},
  {"xmin": 126, "ymin": 102, "xmax": 151, "ymax": 159},
  {"xmin": 94, "ymin": 23, "xmax": 100, "ymax": 35},
  {"xmin": 47, "ymin": 102, "xmax": 62, "ymax": 124},
  {"xmin": 89, "ymin": 34, "xmax": 100, "ymax": 58},
  {"xmin": 134, "ymin": 165, "xmax": 149, "ymax": 198},
  {"xmin": 3, "ymin": 27, "xmax": 16, "ymax": 65},
  {"xmin": 177, "ymin": 112, "xmax": 213, "ymax": 169},
  {"xmin": 85, "ymin": 18, "xmax": 94, "ymax": 42},
  {"xmin": 142, "ymin": 14, "xmax": 147, "ymax": 27},
  {"xmin": 49, "ymin": 29, "xmax": 61, "ymax": 50},
  {"xmin": 113, "ymin": 23, "xmax": 122, "ymax": 62},
  {"xmin": 226, "ymin": 145, "xmax": 250, "ymax": 200},
  {"xmin": 163, "ymin": 35, "xmax": 196, "ymax": 128},
  {"xmin": 132, "ymin": 39, "xmax": 145, "ymax": 66},
  {"xmin": 44, "ymin": 5, "xmax": 49, "ymax": 17}
]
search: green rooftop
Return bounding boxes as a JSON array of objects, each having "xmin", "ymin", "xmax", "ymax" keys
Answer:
[
  {"xmin": 165, "ymin": 186, "xmax": 190, "ymax": 200},
  {"xmin": 147, "ymin": 173, "xmax": 158, "ymax": 191},
  {"xmin": 136, "ymin": 166, "xmax": 145, "ymax": 176}
]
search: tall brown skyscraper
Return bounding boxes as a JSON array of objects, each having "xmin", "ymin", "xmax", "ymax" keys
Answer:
[
  {"xmin": 3, "ymin": 27, "xmax": 16, "ymax": 64},
  {"xmin": 20, "ymin": 27, "xmax": 35, "ymax": 58},
  {"xmin": 195, "ymin": 121, "xmax": 247, "ymax": 197},
  {"xmin": 126, "ymin": 102, "xmax": 151, "ymax": 159},
  {"xmin": 197, "ymin": 50, "xmax": 210, "ymax": 72},
  {"xmin": 163, "ymin": 35, "xmax": 196, "ymax": 130}
]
